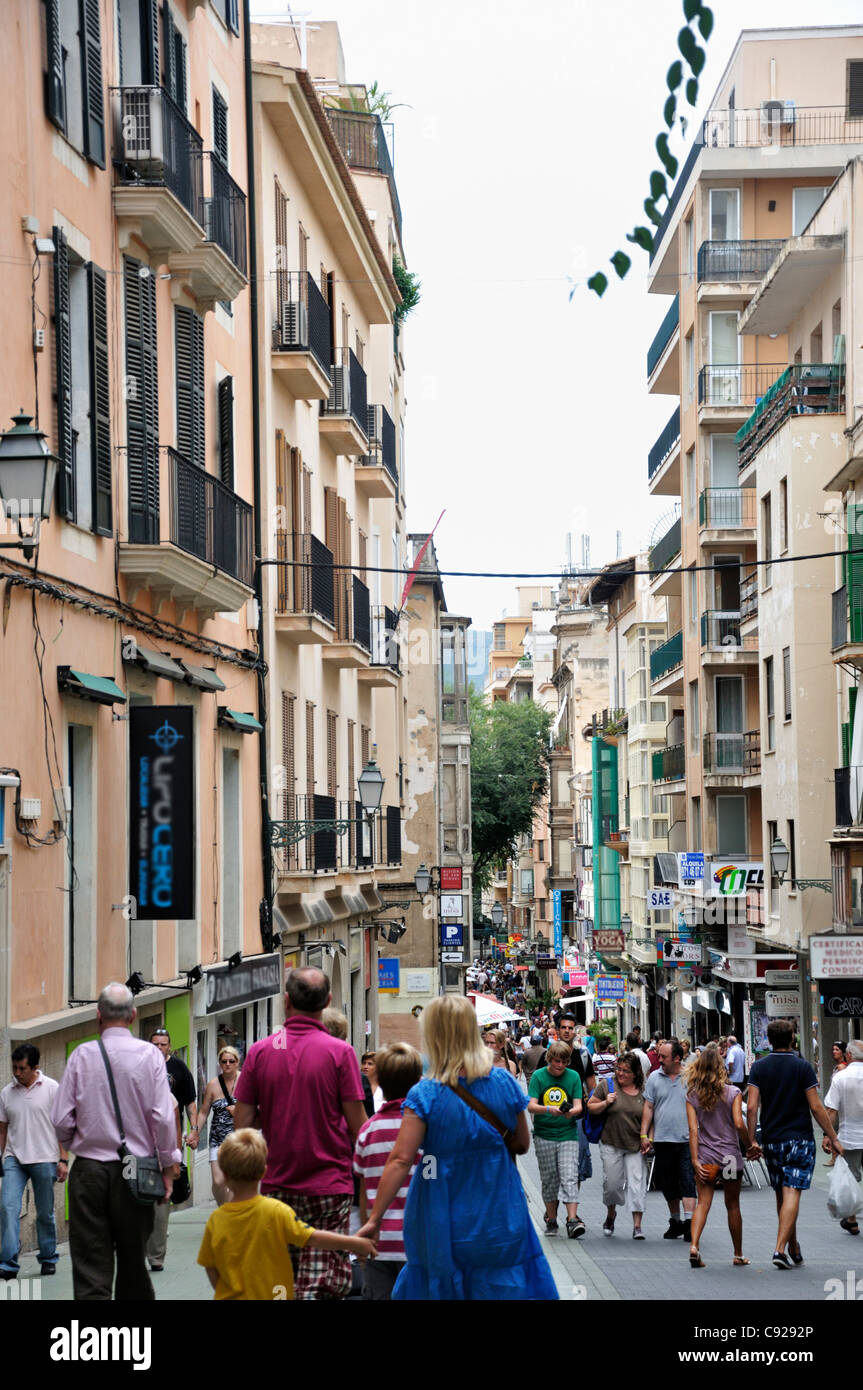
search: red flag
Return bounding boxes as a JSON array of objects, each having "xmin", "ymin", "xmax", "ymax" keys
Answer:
[{"xmin": 399, "ymin": 509, "xmax": 445, "ymax": 608}]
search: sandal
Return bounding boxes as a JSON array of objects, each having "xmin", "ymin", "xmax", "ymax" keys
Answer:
[
  {"xmin": 839, "ymin": 1218, "xmax": 860, "ymax": 1235},
  {"xmin": 733, "ymin": 1256, "xmax": 750, "ymax": 1266},
  {"xmin": 689, "ymin": 1248, "xmax": 705, "ymax": 1268}
]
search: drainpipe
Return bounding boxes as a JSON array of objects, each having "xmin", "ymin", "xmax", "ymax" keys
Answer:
[{"xmin": 244, "ymin": 0, "xmax": 274, "ymax": 952}]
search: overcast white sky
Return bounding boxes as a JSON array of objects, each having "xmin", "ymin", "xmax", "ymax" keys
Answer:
[{"xmin": 252, "ymin": 0, "xmax": 862, "ymax": 627}]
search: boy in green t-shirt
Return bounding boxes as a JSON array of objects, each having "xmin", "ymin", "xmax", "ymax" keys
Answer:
[{"xmin": 528, "ymin": 1041, "xmax": 584, "ymax": 1238}]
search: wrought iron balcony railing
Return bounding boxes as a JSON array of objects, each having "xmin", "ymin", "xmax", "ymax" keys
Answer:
[
  {"xmin": 275, "ymin": 530, "xmax": 334, "ymax": 625},
  {"xmin": 323, "ymin": 346, "xmax": 368, "ymax": 438},
  {"xmin": 652, "ymin": 743, "xmax": 685, "ymax": 782},
  {"xmin": 698, "ymin": 363, "xmax": 785, "ymax": 409},
  {"xmin": 167, "ymin": 447, "xmax": 252, "ymax": 585},
  {"xmin": 648, "ymin": 405, "xmax": 681, "ymax": 481},
  {"xmin": 326, "ymin": 110, "xmax": 402, "ymax": 240},
  {"xmin": 273, "ymin": 270, "xmax": 332, "ymax": 374},
  {"xmin": 352, "ymin": 575, "xmax": 371, "ymax": 652},
  {"xmin": 736, "ymin": 364, "xmax": 845, "ymax": 469},
  {"xmin": 363, "ymin": 405, "xmax": 398, "ymax": 490},
  {"xmin": 698, "ymin": 487, "xmax": 756, "ymax": 529},
  {"xmin": 700, "ymin": 610, "xmax": 758, "ymax": 651},
  {"xmin": 650, "ymin": 630, "xmax": 683, "ymax": 681},
  {"xmin": 203, "ymin": 153, "xmax": 247, "ymax": 275},
  {"xmin": 371, "ymin": 606, "xmax": 400, "ymax": 670},
  {"xmin": 649, "ymin": 515, "xmax": 681, "ymax": 574},
  {"xmin": 696, "ymin": 239, "xmax": 784, "ymax": 282},
  {"xmin": 740, "ymin": 571, "xmax": 758, "ymax": 621},
  {"xmin": 111, "ymin": 86, "xmax": 204, "ymax": 223},
  {"xmin": 270, "ymin": 794, "xmax": 399, "ymax": 873},
  {"xmin": 647, "ymin": 294, "xmax": 679, "ymax": 377}
]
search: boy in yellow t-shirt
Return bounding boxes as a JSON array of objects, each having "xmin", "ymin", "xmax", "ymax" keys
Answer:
[{"xmin": 197, "ymin": 1129, "xmax": 376, "ymax": 1300}]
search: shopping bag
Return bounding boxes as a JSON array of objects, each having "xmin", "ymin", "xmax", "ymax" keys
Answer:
[{"xmin": 827, "ymin": 1156, "xmax": 863, "ymax": 1221}]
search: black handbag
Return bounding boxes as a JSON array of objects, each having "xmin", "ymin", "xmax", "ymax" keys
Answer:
[
  {"xmin": 97, "ymin": 1040, "xmax": 165, "ymax": 1205},
  {"xmin": 170, "ymin": 1163, "xmax": 191, "ymax": 1206}
]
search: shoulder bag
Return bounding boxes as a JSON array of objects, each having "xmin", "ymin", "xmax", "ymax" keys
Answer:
[
  {"xmin": 583, "ymin": 1078, "xmax": 614, "ymax": 1145},
  {"xmin": 98, "ymin": 1040, "xmax": 165, "ymax": 1205},
  {"xmin": 450, "ymin": 1082, "xmax": 519, "ymax": 1162}
]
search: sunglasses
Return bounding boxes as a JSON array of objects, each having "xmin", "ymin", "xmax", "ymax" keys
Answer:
[{"xmin": 151, "ymin": 1029, "xmax": 169, "ymax": 1037}]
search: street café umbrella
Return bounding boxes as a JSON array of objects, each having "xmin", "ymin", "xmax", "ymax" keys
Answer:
[{"xmin": 467, "ymin": 992, "xmax": 524, "ymax": 1026}]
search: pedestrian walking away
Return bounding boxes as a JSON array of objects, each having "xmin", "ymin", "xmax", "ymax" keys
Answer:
[
  {"xmin": 0, "ymin": 1044, "xmax": 68, "ymax": 1279},
  {"xmin": 641, "ymin": 1038, "xmax": 697, "ymax": 1241},
  {"xmin": 724, "ymin": 1035, "xmax": 746, "ymax": 1089},
  {"xmin": 149, "ymin": 1029, "xmax": 199, "ymax": 1140},
  {"xmin": 528, "ymin": 1041, "xmax": 585, "ymax": 1239},
  {"xmin": 685, "ymin": 1043, "xmax": 761, "ymax": 1268},
  {"xmin": 592, "ymin": 1035, "xmax": 618, "ymax": 1083},
  {"xmin": 50, "ymin": 983, "xmax": 180, "ymax": 1301},
  {"xmin": 192, "ymin": 1046, "xmax": 242, "ymax": 1205},
  {"xmin": 357, "ymin": 994, "xmax": 558, "ymax": 1300},
  {"xmin": 146, "ymin": 1035, "xmax": 186, "ymax": 1273},
  {"xmin": 824, "ymin": 1038, "xmax": 863, "ymax": 1234},
  {"xmin": 232, "ymin": 967, "xmax": 367, "ymax": 1300},
  {"xmin": 746, "ymin": 1018, "xmax": 843, "ymax": 1268},
  {"xmin": 588, "ymin": 1051, "xmax": 648, "ymax": 1239}
]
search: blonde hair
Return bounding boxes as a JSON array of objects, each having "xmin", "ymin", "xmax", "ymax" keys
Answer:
[
  {"xmin": 481, "ymin": 1028, "xmax": 506, "ymax": 1049},
  {"xmin": 546, "ymin": 1041, "xmax": 572, "ymax": 1063},
  {"xmin": 375, "ymin": 1042, "xmax": 423, "ymax": 1102},
  {"xmin": 218, "ymin": 1128, "xmax": 267, "ymax": 1182},
  {"xmin": 685, "ymin": 1043, "xmax": 728, "ymax": 1112},
  {"xmin": 320, "ymin": 1007, "xmax": 349, "ymax": 1040},
  {"xmin": 218, "ymin": 1045, "xmax": 240, "ymax": 1065},
  {"xmin": 423, "ymin": 996, "xmax": 493, "ymax": 1087}
]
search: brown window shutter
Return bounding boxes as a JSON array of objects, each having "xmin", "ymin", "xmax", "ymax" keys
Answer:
[
  {"xmin": 275, "ymin": 430, "xmax": 288, "ymax": 611},
  {"xmin": 338, "ymin": 496, "xmax": 350, "ymax": 640},
  {"xmin": 298, "ymin": 224, "xmax": 308, "ymax": 279},
  {"xmin": 281, "ymin": 692, "xmax": 295, "ymax": 816},
  {"xmin": 306, "ymin": 701, "xmax": 315, "ymax": 800},
  {"xmin": 327, "ymin": 710, "xmax": 337, "ymax": 798},
  {"xmin": 361, "ymin": 725, "xmax": 370, "ymax": 769},
  {"xmin": 275, "ymin": 178, "xmax": 289, "ymax": 317}
]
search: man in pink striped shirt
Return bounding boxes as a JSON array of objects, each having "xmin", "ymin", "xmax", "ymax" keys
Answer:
[{"xmin": 353, "ymin": 1042, "xmax": 423, "ymax": 1300}]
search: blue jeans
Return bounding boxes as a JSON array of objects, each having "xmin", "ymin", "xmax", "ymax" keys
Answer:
[{"xmin": 0, "ymin": 1155, "xmax": 58, "ymax": 1271}]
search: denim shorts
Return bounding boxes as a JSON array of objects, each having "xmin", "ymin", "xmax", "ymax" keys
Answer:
[{"xmin": 762, "ymin": 1138, "xmax": 816, "ymax": 1191}]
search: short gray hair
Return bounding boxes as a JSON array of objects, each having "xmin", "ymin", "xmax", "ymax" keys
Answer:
[
  {"xmin": 846, "ymin": 1039, "xmax": 863, "ymax": 1063},
  {"xmin": 98, "ymin": 983, "xmax": 135, "ymax": 1022}
]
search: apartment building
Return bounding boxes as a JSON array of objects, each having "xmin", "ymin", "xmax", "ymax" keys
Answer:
[
  {"xmin": 0, "ymin": 0, "xmax": 272, "ymax": 1222},
  {"xmin": 250, "ymin": 23, "xmax": 409, "ymax": 1054},
  {"xmin": 645, "ymin": 26, "xmax": 863, "ymax": 1053}
]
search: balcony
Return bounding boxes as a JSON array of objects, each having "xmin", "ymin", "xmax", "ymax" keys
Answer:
[
  {"xmin": 740, "ymin": 571, "xmax": 758, "ymax": 625},
  {"xmin": 647, "ymin": 294, "xmax": 679, "ymax": 391},
  {"xmin": 357, "ymin": 405, "xmax": 398, "ymax": 499},
  {"xmin": 835, "ymin": 767, "xmax": 863, "ymax": 831},
  {"xmin": 702, "ymin": 731, "xmax": 760, "ymax": 780},
  {"xmin": 648, "ymin": 405, "xmax": 681, "ymax": 494},
  {"xmin": 274, "ymin": 531, "xmax": 335, "ymax": 644},
  {"xmin": 696, "ymin": 239, "xmax": 784, "ymax": 295},
  {"xmin": 319, "ymin": 348, "xmax": 369, "ymax": 455},
  {"xmin": 700, "ymin": 611, "xmax": 758, "ymax": 664},
  {"xmin": 698, "ymin": 487, "xmax": 756, "ymax": 535},
  {"xmin": 326, "ymin": 110, "xmax": 402, "ymax": 242},
  {"xmin": 322, "ymin": 574, "xmax": 371, "ymax": 669},
  {"xmin": 697, "ymin": 363, "xmax": 785, "ymax": 420},
  {"xmin": 650, "ymin": 630, "xmax": 683, "ymax": 687},
  {"xmin": 652, "ymin": 743, "xmax": 685, "ymax": 784},
  {"xmin": 359, "ymin": 606, "xmax": 401, "ymax": 689},
  {"xmin": 649, "ymin": 515, "xmax": 681, "ymax": 577},
  {"xmin": 119, "ymin": 447, "xmax": 252, "ymax": 617},
  {"xmin": 740, "ymin": 236, "xmax": 845, "ymax": 336},
  {"xmin": 831, "ymin": 583, "xmax": 863, "ymax": 670},
  {"xmin": 271, "ymin": 270, "xmax": 332, "ymax": 399},
  {"xmin": 736, "ymin": 364, "xmax": 845, "ymax": 472},
  {"xmin": 272, "ymin": 794, "xmax": 399, "ymax": 877}
]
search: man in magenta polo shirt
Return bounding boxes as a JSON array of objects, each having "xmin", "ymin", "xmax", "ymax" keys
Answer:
[{"xmin": 233, "ymin": 966, "xmax": 367, "ymax": 1300}]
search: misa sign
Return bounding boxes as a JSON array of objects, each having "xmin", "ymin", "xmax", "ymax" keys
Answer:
[
  {"xmin": 129, "ymin": 706, "xmax": 194, "ymax": 919},
  {"xmin": 707, "ymin": 862, "xmax": 764, "ymax": 898}
]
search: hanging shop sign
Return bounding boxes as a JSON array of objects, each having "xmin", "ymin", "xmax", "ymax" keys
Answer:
[
  {"xmin": 677, "ymin": 853, "xmax": 705, "ymax": 893},
  {"xmin": 648, "ymin": 888, "xmax": 674, "ymax": 910},
  {"xmin": 536, "ymin": 954, "xmax": 557, "ymax": 969},
  {"xmin": 596, "ymin": 974, "xmax": 625, "ymax": 1002},
  {"xmin": 440, "ymin": 893, "xmax": 463, "ymax": 917},
  {"xmin": 205, "ymin": 954, "xmax": 281, "ymax": 1015},
  {"xmin": 553, "ymin": 890, "xmax": 563, "ymax": 956},
  {"xmin": 657, "ymin": 938, "xmax": 703, "ymax": 964},
  {"xmin": 821, "ymin": 980, "xmax": 863, "ymax": 1018},
  {"xmin": 810, "ymin": 936, "xmax": 863, "ymax": 979},
  {"xmin": 440, "ymin": 867, "xmax": 463, "ymax": 891},
  {"xmin": 594, "ymin": 928, "xmax": 625, "ymax": 952},
  {"xmin": 764, "ymin": 969, "xmax": 800, "ymax": 988},
  {"xmin": 378, "ymin": 959, "xmax": 400, "ymax": 993},
  {"xmin": 705, "ymin": 862, "xmax": 765, "ymax": 898},
  {"xmin": 129, "ymin": 705, "xmax": 194, "ymax": 920},
  {"xmin": 765, "ymin": 989, "xmax": 802, "ymax": 1017}
]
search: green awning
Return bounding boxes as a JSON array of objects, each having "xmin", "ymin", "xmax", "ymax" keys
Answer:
[
  {"xmin": 58, "ymin": 667, "xmax": 127, "ymax": 706},
  {"xmin": 180, "ymin": 661, "xmax": 226, "ymax": 692},
  {"xmin": 122, "ymin": 644, "xmax": 185, "ymax": 681},
  {"xmin": 218, "ymin": 708, "xmax": 262, "ymax": 734}
]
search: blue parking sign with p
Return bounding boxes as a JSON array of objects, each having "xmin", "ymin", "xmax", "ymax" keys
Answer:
[{"xmin": 442, "ymin": 924, "xmax": 463, "ymax": 947}]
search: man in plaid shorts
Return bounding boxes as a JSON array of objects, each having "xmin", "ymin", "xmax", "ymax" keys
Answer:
[
  {"xmin": 233, "ymin": 967, "xmax": 368, "ymax": 1299},
  {"xmin": 528, "ymin": 1041, "xmax": 584, "ymax": 1237}
]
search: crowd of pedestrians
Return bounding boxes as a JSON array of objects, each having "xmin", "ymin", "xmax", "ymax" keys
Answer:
[{"xmin": 0, "ymin": 961, "xmax": 861, "ymax": 1300}]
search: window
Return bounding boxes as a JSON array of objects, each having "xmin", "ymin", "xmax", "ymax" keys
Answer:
[
  {"xmin": 538, "ymin": 841, "xmax": 545, "ymax": 862},
  {"xmin": 274, "ymin": 178, "xmax": 290, "ymax": 313},
  {"xmin": 849, "ymin": 61, "xmax": 863, "ymax": 117},
  {"xmin": 833, "ymin": 299, "xmax": 842, "ymax": 347},
  {"xmin": 767, "ymin": 819, "xmax": 779, "ymax": 889},
  {"xmin": 53, "ymin": 229, "xmax": 112, "ymax": 534},
  {"xmin": 281, "ymin": 692, "xmax": 296, "ymax": 822},
  {"xmin": 709, "ymin": 188, "xmax": 740, "ymax": 241},
  {"xmin": 688, "ymin": 567, "xmax": 698, "ymax": 630},
  {"xmin": 689, "ymin": 681, "xmax": 700, "ymax": 751},
  {"xmin": 538, "ymin": 898, "xmax": 546, "ymax": 920},
  {"xmin": 162, "ymin": 4, "xmax": 187, "ymax": 111},
  {"xmin": 765, "ymin": 656, "xmax": 775, "ymax": 751},
  {"xmin": 792, "ymin": 187, "xmax": 828, "ymax": 236},
  {"xmin": 779, "ymin": 477, "xmax": 788, "ymax": 553},
  {"xmin": 650, "ymin": 700, "xmax": 666, "ymax": 722},
  {"xmin": 326, "ymin": 711, "xmax": 337, "ymax": 798},
  {"xmin": 306, "ymin": 702, "xmax": 316, "ymax": 798},
  {"xmin": 686, "ymin": 446, "xmax": 696, "ymax": 517},
  {"xmin": 218, "ymin": 376, "xmax": 234, "ymax": 489},
  {"xmin": 787, "ymin": 820, "xmax": 797, "ymax": 887},
  {"xmin": 716, "ymin": 795, "xmax": 747, "ymax": 855},
  {"xmin": 212, "ymin": 86, "xmax": 229, "ymax": 166},
  {"xmin": 685, "ymin": 332, "xmax": 695, "ymax": 401},
  {"xmin": 175, "ymin": 307, "xmax": 205, "ymax": 468},
  {"xmin": 45, "ymin": 0, "xmax": 106, "ymax": 166},
  {"xmin": 810, "ymin": 322, "xmax": 823, "ymax": 363},
  {"xmin": 493, "ymin": 623, "xmax": 506, "ymax": 650},
  {"xmin": 213, "ymin": 0, "xmax": 240, "ymax": 34},
  {"xmin": 783, "ymin": 647, "xmax": 791, "ymax": 722},
  {"xmin": 762, "ymin": 493, "xmax": 772, "ymax": 587},
  {"xmin": 684, "ymin": 215, "xmax": 694, "ymax": 277},
  {"xmin": 124, "ymin": 256, "xmax": 159, "ymax": 543},
  {"xmin": 690, "ymin": 796, "xmax": 701, "ymax": 851}
]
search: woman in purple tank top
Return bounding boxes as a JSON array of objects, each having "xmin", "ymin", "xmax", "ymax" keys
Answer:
[{"xmin": 685, "ymin": 1045, "xmax": 762, "ymax": 1268}]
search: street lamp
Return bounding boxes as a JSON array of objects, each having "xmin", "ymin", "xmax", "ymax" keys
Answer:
[
  {"xmin": 621, "ymin": 912, "xmax": 632, "ymax": 935},
  {"xmin": 490, "ymin": 901, "xmax": 504, "ymax": 929},
  {"xmin": 770, "ymin": 837, "xmax": 790, "ymax": 884},
  {"xmin": 414, "ymin": 863, "xmax": 432, "ymax": 896},
  {"xmin": 357, "ymin": 756, "xmax": 385, "ymax": 818},
  {"xmin": 0, "ymin": 412, "xmax": 58, "ymax": 556}
]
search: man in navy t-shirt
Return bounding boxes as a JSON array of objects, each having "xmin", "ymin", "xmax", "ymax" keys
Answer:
[{"xmin": 747, "ymin": 1019, "xmax": 843, "ymax": 1270}]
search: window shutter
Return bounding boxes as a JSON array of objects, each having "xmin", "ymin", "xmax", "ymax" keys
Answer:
[
  {"xmin": 87, "ymin": 263, "xmax": 112, "ymax": 536},
  {"xmin": 849, "ymin": 61, "xmax": 863, "ymax": 118},
  {"xmin": 783, "ymin": 648, "xmax": 792, "ymax": 722},
  {"xmin": 163, "ymin": 3, "xmax": 177, "ymax": 102},
  {"xmin": 327, "ymin": 711, "xmax": 337, "ymax": 798},
  {"xmin": 281, "ymin": 692, "xmax": 295, "ymax": 819},
  {"xmin": 124, "ymin": 256, "xmax": 160, "ymax": 543},
  {"xmin": 274, "ymin": 179, "xmax": 289, "ymax": 319},
  {"xmin": 52, "ymin": 226, "xmax": 74, "ymax": 520},
  {"xmin": 212, "ymin": 88, "xmax": 228, "ymax": 165},
  {"xmin": 142, "ymin": 0, "xmax": 160, "ymax": 85},
  {"xmin": 847, "ymin": 505, "xmax": 863, "ymax": 643},
  {"xmin": 175, "ymin": 306, "xmax": 205, "ymax": 469},
  {"xmin": 176, "ymin": 31, "xmax": 187, "ymax": 112},
  {"xmin": 80, "ymin": 0, "xmax": 105, "ymax": 166},
  {"xmin": 228, "ymin": 0, "xmax": 240, "ymax": 36},
  {"xmin": 306, "ymin": 701, "xmax": 315, "ymax": 799},
  {"xmin": 218, "ymin": 376, "xmax": 234, "ymax": 489},
  {"xmin": 44, "ymin": 0, "xmax": 66, "ymax": 133},
  {"xmin": 338, "ymin": 497, "xmax": 351, "ymax": 640}
]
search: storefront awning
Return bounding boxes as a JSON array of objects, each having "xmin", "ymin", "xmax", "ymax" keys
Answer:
[
  {"xmin": 122, "ymin": 644, "xmax": 185, "ymax": 681},
  {"xmin": 180, "ymin": 661, "xmax": 226, "ymax": 692},
  {"xmin": 218, "ymin": 708, "xmax": 262, "ymax": 733},
  {"xmin": 57, "ymin": 666, "xmax": 126, "ymax": 706}
]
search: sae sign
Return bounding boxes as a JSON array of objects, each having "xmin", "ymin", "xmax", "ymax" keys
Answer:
[{"xmin": 129, "ymin": 705, "xmax": 194, "ymax": 920}]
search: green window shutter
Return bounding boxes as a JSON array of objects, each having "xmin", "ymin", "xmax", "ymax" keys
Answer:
[
  {"xmin": 44, "ymin": 0, "xmax": 66, "ymax": 133},
  {"xmin": 842, "ymin": 721, "xmax": 851, "ymax": 769},
  {"xmin": 81, "ymin": 0, "xmax": 105, "ymax": 167},
  {"xmin": 87, "ymin": 263, "xmax": 112, "ymax": 536},
  {"xmin": 848, "ymin": 505, "xmax": 863, "ymax": 642},
  {"xmin": 53, "ymin": 226, "xmax": 74, "ymax": 521}
]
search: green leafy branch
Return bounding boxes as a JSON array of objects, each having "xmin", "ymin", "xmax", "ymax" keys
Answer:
[
  {"xmin": 581, "ymin": 0, "xmax": 714, "ymax": 298},
  {"xmin": 393, "ymin": 256, "xmax": 421, "ymax": 329}
]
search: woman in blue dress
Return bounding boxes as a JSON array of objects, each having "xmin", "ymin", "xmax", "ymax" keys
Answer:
[{"xmin": 357, "ymin": 995, "xmax": 558, "ymax": 1300}]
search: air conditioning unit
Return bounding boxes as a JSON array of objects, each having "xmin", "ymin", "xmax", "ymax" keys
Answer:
[
  {"xmin": 281, "ymin": 300, "xmax": 308, "ymax": 347},
  {"xmin": 760, "ymin": 99, "xmax": 795, "ymax": 135},
  {"xmin": 366, "ymin": 404, "xmax": 382, "ymax": 443},
  {"xmin": 328, "ymin": 363, "xmax": 350, "ymax": 414},
  {"xmin": 116, "ymin": 87, "xmax": 164, "ymax": 164}
]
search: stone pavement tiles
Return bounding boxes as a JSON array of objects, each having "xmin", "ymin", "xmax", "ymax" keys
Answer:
[{"xmin": 518, "ymin": 1140, "xmax": 862, "ymax": 1303}]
